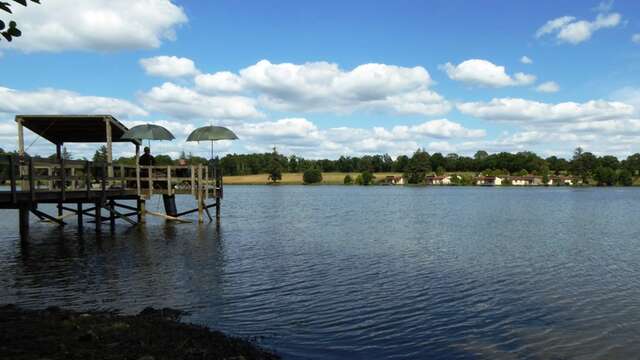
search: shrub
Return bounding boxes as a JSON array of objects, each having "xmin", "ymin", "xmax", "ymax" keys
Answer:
[
  {"xmin": 343, "ymin": 174, "xmax": 353, "ymax": 185},
  {"xmin": 303, "ymin": 168, "xmax": 323, "ymax": 184},
  {"xmin": 360, "ymin": 171, "xmax": 375, "ymax": 185}
]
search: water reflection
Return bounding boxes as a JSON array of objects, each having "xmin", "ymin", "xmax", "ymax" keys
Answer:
[{"xmin": 2, "ymin": 187, "xmax": 640, "ymax": 359}]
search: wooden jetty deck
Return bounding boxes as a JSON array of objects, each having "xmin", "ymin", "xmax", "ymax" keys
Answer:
[{"xmin": 0, "ymin": 115, "xmax": 225, "ymax": 240}]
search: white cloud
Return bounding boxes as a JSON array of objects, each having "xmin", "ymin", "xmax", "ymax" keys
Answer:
[
  {"xmin": 612, "ymin": 87, "xmax": 640, "ymax": 114},
  {"xmin": 458, "ymin": 98, "xmax": 633, "ymax": 123},
  {"xmin": 1, "ymin": 0, "xmax": 187, "ymax": 52},
  {"xmin": 536, "ymin": 13, "xmax": 621, "ymax": 44},
  {"xmin": 520, "ymin": 56, "xmax": 533, "ymax": 64},
  {"xmin": 0, "ymin": 86, "xmax": 148, "ymax": 118},
  {"xmin": 632, "ymin": 34, "xmax": 640, "ymax": 44},
  {"xmin": 535, "ymin": 81, "xmax": 560, "ymax": 93},
  {"xmin": 233, "ymin": 117, "xmax": 485, "ymax": 158},
  {"xmin": 196, "ymin": 60, "xmax": 450, "ymax": 116},
  {"xmin": 195, "ymin": 72, "xmax": 246, "ymax": 93},
  {"xmin": 139, "ymin": 82, "xmax": 263, "ymax": 120},
  {"xmin": 140, "ymin": 56, "xmax": 199, "ymax": 78},
  {"xmin": 440, "ymin": 59, "xmax": 536, "ymax": 87}
]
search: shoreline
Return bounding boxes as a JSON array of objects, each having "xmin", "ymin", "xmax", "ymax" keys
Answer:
[{"xmin": 0, "ymin": 304, "xmax": 279, "ymax": 360}]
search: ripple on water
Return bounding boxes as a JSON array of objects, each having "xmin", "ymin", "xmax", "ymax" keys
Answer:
[{"xmin": 2, "ymin": 187, "xmax": 640, "ymax": 359}]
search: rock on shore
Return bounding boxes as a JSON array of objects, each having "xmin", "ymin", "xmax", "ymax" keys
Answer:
[{"xmin": 0, "ymin": 304, "xmax": 280, "ymax": 360}]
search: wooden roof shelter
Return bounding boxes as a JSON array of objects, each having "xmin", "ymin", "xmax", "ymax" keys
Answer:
[{"xmin": 15, "ymin": 115, "xmax": 142, "ymax": 177}]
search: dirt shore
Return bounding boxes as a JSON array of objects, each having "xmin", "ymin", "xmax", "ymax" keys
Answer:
[{"xmin": 0, "ymin": 304, "xmax": 280, "ymax": 360}]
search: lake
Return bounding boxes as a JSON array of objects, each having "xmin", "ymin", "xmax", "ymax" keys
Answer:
[{"xmin": 1, "ymin": 186, "xmax": 640, "ymax": 359}]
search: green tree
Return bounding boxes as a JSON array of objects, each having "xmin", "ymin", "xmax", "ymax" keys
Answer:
[
  {"xmin": 155, "ymin": 154, "xmax": 173, "ymax": 166},
  {"xmin": 594, "ymin": 166, "xmax": 617, "ymax": 186},
  {"xmin": 394, "ymin": 155, "xmax": 410, "ymax": 173},
  {"xmin": 435, "ymin": 166, "xmax": 445, "ymax": 176},
  {"xmin": 267, "ymin": 147, "xmax": 283, "ymax": 183},
  {"xmin": 303, "ymin": 168, "xmax": 322, "ymax": 184},
  {"xmin": 343, "ymin": 174, "xmax": 353, "ymax": 185},
  {"xmin": 360, "ymin": 171, "xmax": 375, "ymax": 185},
  {"xmin": 618, "ymin": 169, "xmax": 633, "ymax": 186},
  {"xmin": 1, "ymin": 0, "xmax": 42, "ymax": 42},
  {"xmin": 268, "ymin": 160, "xmax": 283, "ymax": 183},
  {"xmin": 405, "ymin": 149, "xmax": 431, "ymax": 184},
  {"xmin": 92, "ymin": 145, "xmax": 108, "ymax": 163}
]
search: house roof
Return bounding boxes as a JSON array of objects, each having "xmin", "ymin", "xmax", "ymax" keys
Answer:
[{"xmin": 15, "ymin": 115, "xmax": 141, "ymax": 146}]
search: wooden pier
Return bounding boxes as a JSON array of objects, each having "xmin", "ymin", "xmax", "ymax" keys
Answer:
[{"xmin": 0, "ymin": 115, "xmax": 225, "ymax": 240}]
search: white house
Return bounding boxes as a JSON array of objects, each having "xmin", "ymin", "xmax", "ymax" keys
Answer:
[
  {"xmin": 426, "ymin": 175, "xmax": 452, "ymax": 185},
  {"xmin": 476, "ymin": 176, "xmax": 504, "ymax": 186}
]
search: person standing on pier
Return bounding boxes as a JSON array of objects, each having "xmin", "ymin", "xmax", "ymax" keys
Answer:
[{"xmin": 139, "ymin": 147, "xmax": 156, "ymax": 166}]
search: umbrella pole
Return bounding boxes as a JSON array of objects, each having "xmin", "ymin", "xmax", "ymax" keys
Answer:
[{"xmin": 211, "ymin": 141, "xmax": 214, "ymax": 161}]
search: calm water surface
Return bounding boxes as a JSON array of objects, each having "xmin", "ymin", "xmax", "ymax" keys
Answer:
[{"xmin": 1, "ymin": 186, "xmax": 640, "ymax": 359}]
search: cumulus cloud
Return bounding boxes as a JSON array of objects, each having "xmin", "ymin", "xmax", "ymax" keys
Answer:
[
  {"xmin": 612, "ymin": 87, "xmax": 640, "ymax": 114},
  {"xmin": 0, "ymin": 86, "xmax": 147, "ymax": 118},
  {"xmin": 535, "ymin": 81, "xmax": 560, "ymax": 93},
  {"xmin": 1, "ymin": 0, "xmax": 187, "ymax": 52},
  {"xmin": 140, "ymin": 56, "xmax": 199, "ymax": 78},
  {"xmin": 232, "ymin": 117, "xmax": 485, "ymax": 157},
  {"xmin": 535, "ymin": 12, "xmax": 621, "ymax": 44},
  {"xmin": 195, "ymin": 60, "xmax": 451, "ymax": 116},
  {"xmin": 195, "ymin": 72, "xmax": 246, "ymax": 93},
  {"xmin": 440, "ymin": 59, "xmax": 536, "ymax": 87},
  {"xmin": 457, "ymin": 98, "xmax": 633, "ymax": 123},
  {"xmin": 520, "ymin": 56, "xmax": 533, "ymax": 64},
  {"xmin": 139, "ymin": 82, "xmax": 263, "ymax": 120}
]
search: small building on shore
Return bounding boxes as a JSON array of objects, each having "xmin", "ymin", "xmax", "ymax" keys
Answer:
[
  {"xmin": 549, "ymin": 176, "xmax": 574, "ymax": 186},
  {"xmin": 510, "ymin": 175, "xmax": 544, "ymax": 186},
  {"xmin": 383, "ymin": 176, "xmax": 405, "ymax": 185},
  {"xmin": 425, "ymin": 175, "xmax": 452, "ymax": 185},
  {"xmin": 476, "ymin": 176, "xmax": 504, "ymax": 186}
]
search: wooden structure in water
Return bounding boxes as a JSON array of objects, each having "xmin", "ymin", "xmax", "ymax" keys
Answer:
[{"xmin": 0, "ymin": 115, "xmax": 224, "ymax": 240}]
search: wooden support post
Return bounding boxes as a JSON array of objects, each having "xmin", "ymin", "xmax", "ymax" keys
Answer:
[
  {"xmin": 137, "ymin": 198, "xmax": 146, "ymax": 224},
  {"xmin": 216, "ymin": 197, "xmax": 221, "ymax": 226},
  {"xmin": 28, "ymin": 158, "xmax": 35, "ymax": 202},
  {"xmin": 109, "ymin": 199, "xmax": 116, "ymax": 230},
  {"xmin": 71, "ymin": 167, "xmax": 76, "ymax": 191},
  {"xmin": 105, "ymin": 117, "xmax": 114, "ymax": 182},
  {"xmin": 95, "ymin": 203, "xmax": 102, "ymax": 232},
  {"xmin": 77, "ymin": 203, "xmax": 83, "ymax": 230},
  {"xmin": 9, "ymin": 155, "xmax": 17, "ymax": 204},
  {"xmin": 85, "ymin": 161, "xmax": 91, "ymax": 197},
  {"xmin": 19, "ymin": 204, "xmax": 30, "ymax": 241},
  {"xmin": 197, "ymin": 164, "xmax": 203, "ymax": 223},
  {"xmin": 167, "ymin": 165, "xmax": 172, "ymax": 196},
  {"xmin": 120, "ymin": 165, "xmax": 125, "ymax": 189},
  {"xmin": 190, "ymin": 165, "xmax": 195, "ymax": 196},
  {"xmin": 101, "ymin": 163, "xmax": 107, "ymax": 205},
  {"xmin": 148, "ymin": 166, "xmax": 153, "ymax": 198},
  {"xmin": 17, "ymin": 118, "xmax": 27, "ymax": 191},
  {"xmin": 135, "ymin": 145, "xmax": 141, "ymax": 197}
]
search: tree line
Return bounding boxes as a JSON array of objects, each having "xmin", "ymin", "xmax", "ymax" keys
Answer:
[{"xmin": 2, "ymin": 146, "xmax": 640, "ymax": 186}]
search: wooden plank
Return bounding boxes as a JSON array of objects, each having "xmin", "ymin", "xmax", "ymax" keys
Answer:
[{"xmin": 9, "ymin": 156, "xmax": 16, "ymax": 204}]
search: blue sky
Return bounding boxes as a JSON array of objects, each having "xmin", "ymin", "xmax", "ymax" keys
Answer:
[{"xmin": 1, "ymin": 0, "xmax": 640, "ymax": 159}]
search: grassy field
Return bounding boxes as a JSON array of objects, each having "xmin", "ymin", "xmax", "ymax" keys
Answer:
[{"xmin": 223, "ymin": 172, "xmax": 404, "ymax": 185}]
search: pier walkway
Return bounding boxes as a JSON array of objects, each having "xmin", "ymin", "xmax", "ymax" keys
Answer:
[{"xmin": 0, "ymin": 115, "xmax": 224, "ymax": 239}]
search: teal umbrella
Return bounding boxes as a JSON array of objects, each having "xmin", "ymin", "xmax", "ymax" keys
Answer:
[
  {"xmin": 121, "ymin": 124, "xmax": 175, "ymax": 149},
  {"xmin": 186, "ymin": 125, "xmax": 239, "ymax": 160}
]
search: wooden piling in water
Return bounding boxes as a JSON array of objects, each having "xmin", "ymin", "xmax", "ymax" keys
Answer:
[
  {"xmin": 19, "ymin": 204, "xmax": 30, "ymax": 240},
  {"xmin": 95, "ymin": 203, "xmax": 101, "ymax": 232},
  {"xmin": 109, "ymin": 200, "xmax": 116, "ymax": 231},
  {"xmin": 77, "ymin": 203, "xmax": 83, "ymax": 230}
]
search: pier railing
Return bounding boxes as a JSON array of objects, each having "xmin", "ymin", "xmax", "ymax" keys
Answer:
[{"xmin": 0, "ymin": 155, "xmax": 223, "ymax": 203}]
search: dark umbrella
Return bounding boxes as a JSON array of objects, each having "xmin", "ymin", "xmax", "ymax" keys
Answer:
[
  {"xmin": 121, "ymin": 124, "xmax": 175, "ymax": 150},
  {"xmin": 186, "ymin": 125, "xmax": 239, "ymax": 160}
]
